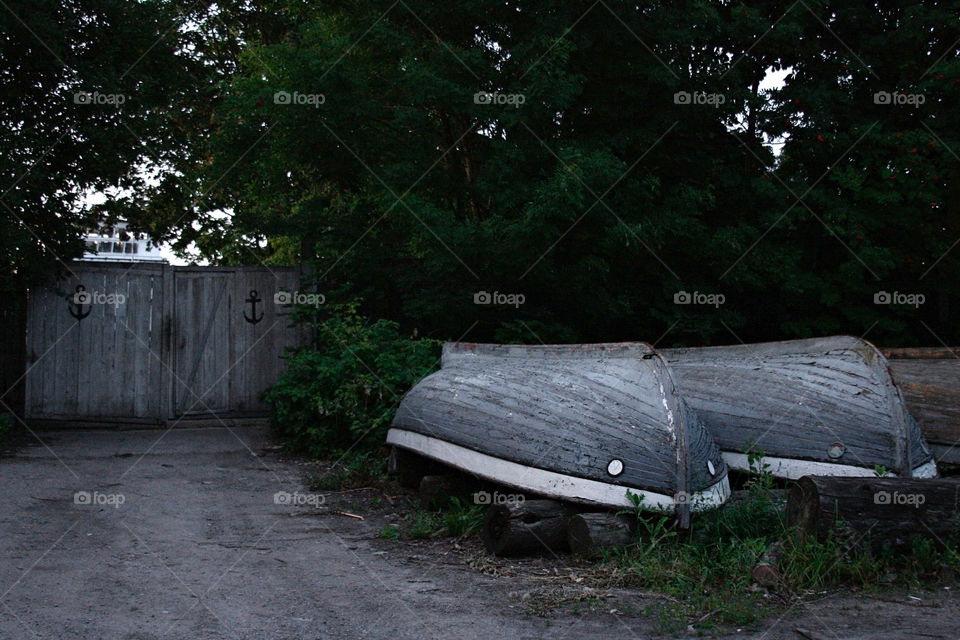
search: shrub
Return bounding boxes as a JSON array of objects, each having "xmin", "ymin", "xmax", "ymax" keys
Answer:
[{"xmin": 264, "ymin": 300, "xmax": 441, "ymax": 457}]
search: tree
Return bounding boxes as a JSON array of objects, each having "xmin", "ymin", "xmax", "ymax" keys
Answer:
[
  {"xmin": 198, "ymin": 0, "xmax": 798, "ymax": 343},
  {"xmin": 0, "ymin": 0, "xmax": 226, "ymax": 291},
  {"xmin": 761, "ymin": 0, "xmax": 960, "ymax": 344}
]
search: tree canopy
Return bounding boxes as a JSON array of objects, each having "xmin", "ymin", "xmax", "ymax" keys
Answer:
[{"xmin": 5, "ymin": 1, "xmax": 959, "ymax": 345}]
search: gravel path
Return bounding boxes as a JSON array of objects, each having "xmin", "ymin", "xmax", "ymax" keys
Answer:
[{"xmin": 0, "ymin": 426, "xmax": 956, "ymax": 639}]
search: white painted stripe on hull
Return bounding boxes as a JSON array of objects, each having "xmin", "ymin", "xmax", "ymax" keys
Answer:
[
  {"xmin": 387, "ymin": 428, "xmax": 731, "ymax": 510},
  {"xmin": 906, "ymin": 459, "xmax": 939, "ymax": 478},
  {"xmin": 722, "ymin": 451, "xmax": 939, "ymax": 479}
]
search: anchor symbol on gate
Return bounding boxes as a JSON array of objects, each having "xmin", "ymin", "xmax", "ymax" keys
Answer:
[
  {"xmin": 243, "ymin": 289, "xmax": 264, "ymax": 324},
  {"xmin": 69, "ymin": 285, "xmax": 92, "ymax": 321}
]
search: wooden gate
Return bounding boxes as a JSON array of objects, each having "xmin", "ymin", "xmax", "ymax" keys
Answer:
[
  {"xmin": 171, "ymin": 267, "xmax": 300, "ymax": 418},
  {"xmin": 25, "ymin": 262, "xmax": 302, "ymax": 425},
  {"xmin": 0, "ymin": 291, "xmax": 27, "ymax": 417}
]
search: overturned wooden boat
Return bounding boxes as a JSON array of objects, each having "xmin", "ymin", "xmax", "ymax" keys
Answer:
[
  {"xmin": 883, "ymin": 348, "xmax": 960, "ymax": 466},
  {"xmin": 662, "ymin": 336, "xmax": 938, "ymax": 479},
  {"xmin": 387, "ymin": 343, "xmax": 730, "ymax": 523}
]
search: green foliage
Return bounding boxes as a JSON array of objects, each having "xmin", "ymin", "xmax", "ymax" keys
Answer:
[
  {"xmin": 778, "ymin": 530, "xmax": 883, "ymax": 589},
  {"xmin": 377, "ymin": 496, "xmax": 484, "ymax": 541},
  {"xmin": 265, "ymin": 301, "xmax": 440, "ymax": 457},
  {"xmin": 194, "ymin": 0, "xmax": 960, "ymax": 345},
  {"xmin": 379, "ymin": 525, "xmax": 400, "ymax": 541},
  {"xmin": 307, "ymin": 451, "xmax": 386, "ymax": 491},
  {"xmin": 443, "ymin": 497, "xmax": 485, "ymax": 538},
  {"xmin": 608, "ymin": 480, "xmax": 960, "ymax": 632},
  {"xmin": 745, "ymin": 444, "xmax": 778, "ymax": 498},
  {"xmin": 8, "ymin": 2, "xmax": 960, "ymax": 344},
  {"xmin": 619, "ymin": 491, "xmax": 678, "ymax": 553},
  {"xmin": 1, "ymin": 0, "xmax": 217, "ymax": 289},
  {"xmin": 607, "ymin": 529, "xmax": 769, "ymax": 631},
  {"xmin": 405, "ymin": 511, "xmax": 444, "ymax": 540}
]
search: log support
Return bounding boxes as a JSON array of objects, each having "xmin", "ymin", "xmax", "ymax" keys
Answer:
[
  {"xmin": 787, "ymin": 475, "xmax": 960, "ymax": 551},
  {"xmin": 482, "ymin": 499, "xmax": 570, "ymax": 556},
  {"xmin": 567, "ymin": 512, "xmax": 635, "ymax": 557}
]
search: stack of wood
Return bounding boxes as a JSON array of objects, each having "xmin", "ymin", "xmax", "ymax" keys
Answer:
[{"xmin": 481, "ymin": 501, "xmax": 636, "ymax": 557}]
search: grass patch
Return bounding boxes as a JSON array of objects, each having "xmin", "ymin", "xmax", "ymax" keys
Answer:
[
  {"xmin": 598, "ymin": 454, "xmax": 960, "ymax": 633},
  {"xmin": 405, "ymin": 510, "xmax": 444, "ymax": 539},
  {"xmin": 379, "ymin": 525, "xmax": 400, "ymax": 541},
  {"xmin": 604, "ymin": 502, "xmax": 773, "ymax": 632},
  {"xmin": 398, "ymin": 502, "xmax": 484, "ymax": 540},
  {"xmin": 379, "ymin": 495, "xmax": 485, "ymax": 542},
  {"xmin": 306, "ymin": 450, "xmax": 387, "ymax": 491},
  {"xmin": 443, "ymin": 497, "xmax": 485, "ymax": 538}
]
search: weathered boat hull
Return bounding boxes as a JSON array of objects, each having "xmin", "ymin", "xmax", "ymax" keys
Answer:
[
  {"xmin": 883, "ymin": 349, "xmax": 960, "ymax": 466},
  {"xmin": 662, "ymin": 336, "xmax": 938, "ymax": 479},
  {"xmin": 388, "ymin": 343, "xmax": 730, "ymax": 521}
]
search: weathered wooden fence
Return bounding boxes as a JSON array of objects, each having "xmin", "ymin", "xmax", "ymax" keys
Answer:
[
  {"xmin": 0, "ymin": 292, "xmax": 26, "ymax": 417},
  {"xmin": 19, "ymin": 279, "xmax": 960, "ymax": 448},
  {"xmin": 25, "ymin": 262, "xmax": 305, "ymax": 426}
]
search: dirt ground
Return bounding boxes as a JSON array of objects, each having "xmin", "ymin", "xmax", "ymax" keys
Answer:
[{"xmin": 1, "ymin": 425, "xmax": 957, "ymax": 639}]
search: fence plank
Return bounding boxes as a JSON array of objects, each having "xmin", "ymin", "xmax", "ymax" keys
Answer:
[{"xmin": 0, "ymin": 292, "xmax": 26, "ymax": 415}]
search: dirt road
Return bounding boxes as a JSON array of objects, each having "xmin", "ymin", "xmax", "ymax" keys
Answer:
[{"xmin": 0, "ymin": 426, "xmax": 956, "ymax": 639}]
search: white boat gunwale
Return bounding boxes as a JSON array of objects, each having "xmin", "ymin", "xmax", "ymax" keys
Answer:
[
  {"xmin": 721, "ymin": 451, "xmax": 939, "ymax": 480},
  {"xmin": 387, "ymin": 427, "xmax": 731, "ymax": 511}
]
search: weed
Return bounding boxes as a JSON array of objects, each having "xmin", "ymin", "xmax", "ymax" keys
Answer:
[
  {"xmin": 444, "ymin": 497, "xmax": 484, "ymax": 537},
  {"xmin": 746, "ymin": 443, "xmax": 776, "ymax": 493},
  {"xmin": 406, "ymin": 511, "xmax": 443, "ymax": 539},
  {"xmin": 307, "ymin": 451, "xmax": 386, "ymax": 491},
  {"xmin": 618, "ymin": 491, "xmax": 677, "ymax": 552},
  {"xmin": 601, "ymin": 468, "xmax": 960, "ymax": 633},
  {"xmin": 379, "ymin": 525, "xmax": 400, "ymax": 540}
]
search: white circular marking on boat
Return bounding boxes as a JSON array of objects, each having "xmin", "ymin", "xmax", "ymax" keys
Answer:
[
  {"xmin": 707, "ymin": 460, "xmax": 716, "ymax": 476},
  {"xmin": 827, "ymin": 442, "xmax": 845, "ymax": 458},
  {"xmin": 607, "ymin": 459, "xmax": 624, "ymax": 477}
]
